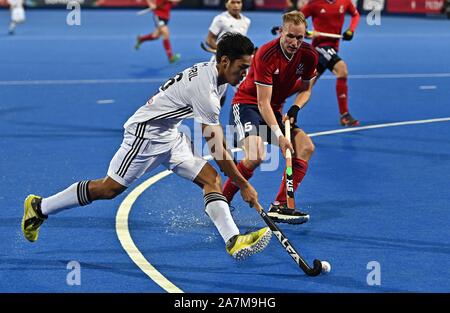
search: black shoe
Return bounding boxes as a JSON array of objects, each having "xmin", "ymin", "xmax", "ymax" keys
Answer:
[
  {"xmin": 268, "ymin": 201, "xmax": 310, "ymax": 225},
  {"xmin": 340, "ymin": 112, "xmax": 360, "ymax": 127}
]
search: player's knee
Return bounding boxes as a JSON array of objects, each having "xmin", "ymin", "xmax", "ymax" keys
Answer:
[
  {"xmin": 295, "ymin": 137, "xmax": 315, "ymax": 158},
  {"xmin": 205, "ymin": 171, "xmax": 222, "ymax": 191},
  {"xmin": 245, "ymin": 152, "xmax": 265, "ymax": 168},
  {"xmin": 303, "ymin": 141, "xmax": 315, "ymax": 157},
  {"xmin": 337, "ymin": 65, "xmax": 349, "ymax": 78}
]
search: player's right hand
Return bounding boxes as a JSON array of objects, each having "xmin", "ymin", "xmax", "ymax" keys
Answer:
[
  {"xmin": 239, "ymin": 182, "xmax": 259, "ymax": 208},
  {"xmin": 278, "ymin": 136, "xmax": 294, "ymax": 158},
  {"xmin": 342, "ymin": 30, "xmax": 354, "ymax": 41}
]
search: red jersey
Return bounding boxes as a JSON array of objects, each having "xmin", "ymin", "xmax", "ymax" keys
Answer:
[
  {"xmin": 233, "ymin": 37, "xmax": 318, "ymax": 113},
  {"xmin": 301, "ymin": 0, "xmax": 360, "ymax": 51},
  {"xmin": 154, "ymin": 0, "xmax": 173, "ymax": 20}
]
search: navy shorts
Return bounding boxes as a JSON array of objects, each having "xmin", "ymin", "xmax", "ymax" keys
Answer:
[
  {"xmin": 315, "ymin": 46, "xmax": 342, "ymax": 75},
  {"xmin": 229, "ymin": 103, "xmax": 298, "ymax": 147},
  {"xmin": 153, "ymin": 15, "xmax": 169, "ymax": 27}
]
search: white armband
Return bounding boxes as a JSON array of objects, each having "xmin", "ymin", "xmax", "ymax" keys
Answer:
[{"xmin": 273, "ymin": 126, "xmax": 283, "ymax": 140}]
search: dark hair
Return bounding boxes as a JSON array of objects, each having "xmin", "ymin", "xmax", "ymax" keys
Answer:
[{"xmin": 216, "ymin": 32, "xmax": 254, "ymax": 63}]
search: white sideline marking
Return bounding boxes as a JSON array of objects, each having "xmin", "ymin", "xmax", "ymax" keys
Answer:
[
  {"xmin": 419, "ymin": 85, "xmax": 437, "ymax": 90},
  {"xmin": 0, "ymin": 78, "xmax": 165, "ymax": 86},
  {"xmin": 97, "ymin": 99, "xmax": 115, "ymax": 104},
  {"xmin": 115, "ymin": 170, "xmax": 182, "ymax": 293},
  {"xmin": 1, "ymin": 73, "xmax": 450, "ymax": 86},
  {"xmin": 5, "ymin": 33, "xmax": 450, "ymax": 41},
  {"xmin": 116, "ymin": 117, "xmax": 450, "ymax": 293}
]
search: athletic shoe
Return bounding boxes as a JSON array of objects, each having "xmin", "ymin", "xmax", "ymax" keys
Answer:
[
  {"xmin": 268, "ymin": 201, "xmax": 310, "ymax": 225},
  {"xmin": 134, "ymin": 37, "xmax": 142, "ymax": 50},
  {"xmin": 226, "ymin": 227, "xmax": 272, "ymax": 260},
  {"xmin": 340, "ymin": 112, "xmax": 360, "ymax": 127},
  {"xmin": 169, "ymin": 53, "xmax": 181, "ymax": 64},
  {"xmin": 21, "ymin": 195, "xmax": 47, "ymax": 242},
  {"xmin": 8, "ymin": 23, "xmax": 16, "ymax": 35}
]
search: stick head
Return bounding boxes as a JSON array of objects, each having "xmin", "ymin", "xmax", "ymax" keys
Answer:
[{"xmin": 308, "ymin": 259, "xmax": 323, "ymax": 276}]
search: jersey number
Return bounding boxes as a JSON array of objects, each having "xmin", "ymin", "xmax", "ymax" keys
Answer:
[{"xmin": 159, "ymin": 72, "xmax": 183, "ymax": 92}]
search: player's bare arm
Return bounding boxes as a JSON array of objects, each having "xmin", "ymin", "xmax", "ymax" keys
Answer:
[
  {"xmin": 285, "ymin": 79, "xmax": 314, "ymax": 125},
  {"xmin": 201, "ymin": 123, "xmax": 258, "ymax": 206},
  {"xmin": 206, "ymin": 31, "xmax": 218, "ymax": 50},
  {"xmin": 256, "ymin": 84, "xmax": 294, "ymax": 157}
]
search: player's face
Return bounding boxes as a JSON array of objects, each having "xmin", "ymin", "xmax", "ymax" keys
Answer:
[
  {"xmin": 223, "ymin": 55, "xmax": 252, "ymax": 86},
  {"xmin": 280, "ymin": 22, "xmax": 306, "ymax": 56},
  {"xmin": 226, "ymin": 0, "xmax": 243, "ymax": 17}
]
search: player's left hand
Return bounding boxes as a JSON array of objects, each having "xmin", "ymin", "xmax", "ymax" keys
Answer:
[
  {"xmin": 270, "ymin": 26, "xmax": 280, "ymax": 35},
  {"xmin": 286, "ymin": 105, "xmax": 300, "ymax": 125},
  {"xmin": 342, "ymin": 29, "xmax": 354, "ymax": 41}
]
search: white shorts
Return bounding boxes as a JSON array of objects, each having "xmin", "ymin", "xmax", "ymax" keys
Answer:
[
  {"xmin": 11, "ymin": 6, "xmax": 25, "ymax": 23},
  {"xmin": 107, "ymin": 131, "xmax": 207, "ymax": 187}
]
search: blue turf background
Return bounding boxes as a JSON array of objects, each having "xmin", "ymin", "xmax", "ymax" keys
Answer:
[{"xmin": 0, "ymin": 9, "xmax": 450, "ymax": 292}]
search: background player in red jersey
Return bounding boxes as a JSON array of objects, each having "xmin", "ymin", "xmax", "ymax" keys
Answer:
[
  {"xmin": 223, "ymin": 11, "xmax": 318, "ymax": 224},
  {"xmin": 301, "ymin": 0, "xmax": 360, "ymax": 126},
  {"xmin": 135, "ymin": 0, "xmax": 181, "ymax": 64}
]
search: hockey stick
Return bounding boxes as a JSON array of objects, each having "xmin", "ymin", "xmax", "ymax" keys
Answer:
[
  {"xmin": 254, "ymin": 202, "xmax": 323, "ymax": 276},
  {"xmin": 284, "ymin": 119, "xmax": 295, "ymax": 209},
  {"xmin": 200, "ymin": 41, "xmax": 216, "ymax": 54},
  {"xmin": 311, "ymin": 30, "xmax": 343, "ymax": 39},
  {"xmin": 136, "ymin": 8, "xmax": 152, "ymax": 16},
  {"xmin": 270, "ymin": 26, "xmax": 342, "ymax": 39}
]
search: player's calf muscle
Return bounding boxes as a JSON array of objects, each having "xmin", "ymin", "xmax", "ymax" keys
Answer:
[
  {"xmin": 194, "ymin": 165, "xmax": 222, "ymax": 193},
  {"xmin": 89, "ymin": 178, "xmax": 125, "ymax": 200}
]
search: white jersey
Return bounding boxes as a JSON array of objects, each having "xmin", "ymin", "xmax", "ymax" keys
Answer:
[
  {"xmin": 209, "ymin": 11, "xmax": 251, "ymax": 41},
  {"xmin": 124, "ymin": 62, "xmax": 227, "ymax": 142}
]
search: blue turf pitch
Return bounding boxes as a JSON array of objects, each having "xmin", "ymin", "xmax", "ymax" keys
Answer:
[{"xmin": 0, "ymin": 9, "xmax": 449, "ymax": 292}]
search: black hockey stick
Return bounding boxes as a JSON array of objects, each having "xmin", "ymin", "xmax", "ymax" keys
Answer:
[
  {"xmin": 200, "ymin": 41, "xmax": 216, "ymax": 54},
  {"xmin": 255, "ymin": 203, "xmax": 322, "ymax": 276}
]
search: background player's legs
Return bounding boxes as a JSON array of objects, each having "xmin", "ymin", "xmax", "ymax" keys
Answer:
[
  {"xmin": 333, "ymin": 60, "xmax": 359, "ymax": 126},
  {"xmin": 222, "ymin": 135, "xmax": 265, "ymax": 203},
  {"xmin": 135, "ymin": 28, "xmax": 161, "ymax": 50},
  {"xmin": 159, "ymin": 25, "xmax": 180, "ymax": 63},
  {"xmin": 9, "ymin": 4, "xmax": 25, "ymax": 35},
  {"xmin": 274, "ymin": 129, "xmax": 314, "ymax": 205}
]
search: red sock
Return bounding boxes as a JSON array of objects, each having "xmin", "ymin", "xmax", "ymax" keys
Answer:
[
  {"xmin": 275, "ymin": 158, "xmax": 308, "ymax": 204},
  {"xmin": 139, "ymin": 33, "xmax": 158, "ymax": 42},
  {"xmin": 163, "ymin": 39, "xmax": 173, "ymax": 60},
  {"xmin": 222, "ymin": 161, "xmax": 254, "ymax": 203},
  {"xmin": 336, "ymin": 77, "xmax": 349, "ymax": 115}
]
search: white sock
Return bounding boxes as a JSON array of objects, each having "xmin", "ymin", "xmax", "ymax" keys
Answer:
[
  {"xmin": 204, "ymin": 192, "xmax": 239, "ymax": 244},
  {"xmin": 41, "ymin": 181, "xmax": 92, "ymax": 215}
]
